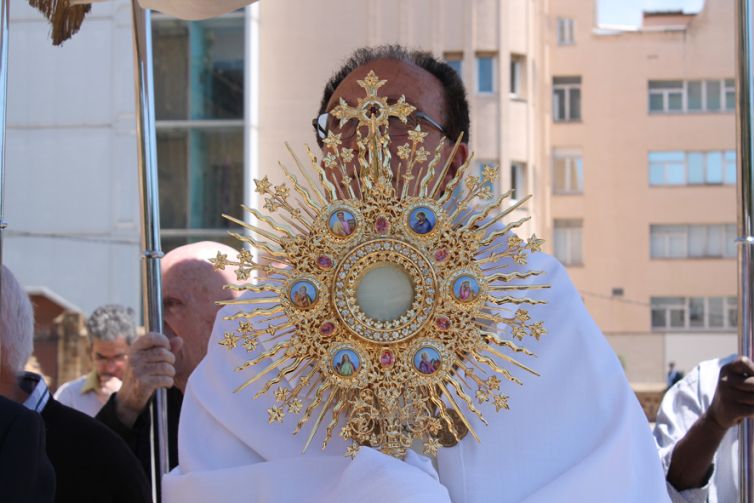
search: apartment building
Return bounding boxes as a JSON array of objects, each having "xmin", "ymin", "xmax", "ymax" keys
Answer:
[{"xmin": 544, "ymin": 0, "xmax": 738, "ymax": 382}]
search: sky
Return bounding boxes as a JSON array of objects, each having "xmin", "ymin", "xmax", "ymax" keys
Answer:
[{"xmin": 597, "ymin": 0, "xmax": 706, "ymax": 27}]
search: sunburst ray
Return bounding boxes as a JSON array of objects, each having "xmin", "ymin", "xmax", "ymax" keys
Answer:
[
  {"xmin": 303, "ymin": 389, "xmax": 339, "ymax": 453},
  {"xmin": 284, "ymin": 142, "xmax": 328, "ymax": 207},
  {"xmin": 294, "ymin": 381, "xmax": 332, "ymax": 436},
  {"xmin": 235, "ymin": 356, "xmax": 289, "ymax": 392},
  {"xmin": 255, "ymin": 357, "xmax": 305, "ymax": 399}
]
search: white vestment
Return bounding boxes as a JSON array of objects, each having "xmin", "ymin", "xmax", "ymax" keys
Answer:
[{"xmin": 163, "ymin": 249, "xmax": 670, "ymax": 502}]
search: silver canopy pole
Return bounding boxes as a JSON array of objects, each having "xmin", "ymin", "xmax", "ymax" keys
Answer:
[
  {"xmin": 130, "ymin": 1, "xmax": 169, "ymax": 501},
  {"xmin": 737, "ymin": 1, "xmax": 754, "ymax": 502},
  {"xmin": 0, "ymin": 0, "xmax": 10, "ymax": 268}
]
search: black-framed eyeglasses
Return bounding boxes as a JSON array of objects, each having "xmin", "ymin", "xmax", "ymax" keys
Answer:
[{"xmin": 312, "ymin": 110, "xmax": 448, "ymax": 141}]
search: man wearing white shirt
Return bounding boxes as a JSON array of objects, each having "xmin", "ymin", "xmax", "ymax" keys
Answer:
[{"xmin": 55, "ymin": 304, "xmax": 136, "ymax": 417}]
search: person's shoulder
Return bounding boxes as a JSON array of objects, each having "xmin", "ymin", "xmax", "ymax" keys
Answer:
[
  {"xmin": 671, "ymin": 355, "xmax": 734, "ymax": 397},
  {"xmin": 716, "ymin": 353, "xmax": 739, "ymax": 367},
  {"xmin": 0, "ymin": 395, "xmax": 45, "ymax": 439},
  {"xmin": 53, "ymin": 374, "xmax": 86, "ymax": 398},
  {"xmin": 57, "ymin": 374, "xmax": 87, "ymax": 389},
  {"xmin": 43, "ymin": 399, "xmax": 150, "ymax": 501},
  {"xmin": 0, "ymin": 393, "xmax": 25, "ymax": 415},
  {"xmin": 43, "ymin": 398, "xmax": 148, "ymax": 474},
  {"xmin": 0, "ymin": 396, "xmax": 55, "ymax": 503},
  {"xmin": 692, "ymin": 354, "xmax": 736, "ymax": 381},
  {"xmin": 525, "ymin": 249, "xmax": 567, "ymax": 275},
  {"xmin": 518, "ymin": 250, "xmax": 577, "ymax": 300},
  {"xmin": 0, "ymin": 394, "xmax": 39, "ymax": 431},
  {"xmin": 44, "ymin": 398, "xmax": 132, "ymax": 448}
]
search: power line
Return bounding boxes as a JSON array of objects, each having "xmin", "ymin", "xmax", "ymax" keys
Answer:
[
  {"xmin": 0, "ymin": 230, "xmax": 722, "ymax": 312},
  {"xmin": 6, "ymin": 230, "xmax": 139, "ymax": 246},
  {"xmin": 579, "ymin": 289, "xmax": 652, "ymax": 308}
]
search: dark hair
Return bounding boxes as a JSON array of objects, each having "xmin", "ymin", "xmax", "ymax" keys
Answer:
[{"xmin": 318, "ymin": 45, "xmax": 469, "ymax": 146}]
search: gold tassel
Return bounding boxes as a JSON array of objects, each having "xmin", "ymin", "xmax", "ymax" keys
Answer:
[{"xmin": 27, "ymin": 0, "xmax": 91, "ymax": 46}]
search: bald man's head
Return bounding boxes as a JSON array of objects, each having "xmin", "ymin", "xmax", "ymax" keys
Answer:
[{"xmin": 161, "ymin": 241, "xmax": 243, "ymax": 391}]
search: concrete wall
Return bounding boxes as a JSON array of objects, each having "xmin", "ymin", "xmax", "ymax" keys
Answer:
[{"xmin": 8, "ymin": 1, "xmax": 141, "ymax": 316}]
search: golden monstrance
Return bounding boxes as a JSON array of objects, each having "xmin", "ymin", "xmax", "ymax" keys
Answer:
[{"xmin": 212, "ymin": 71, "xmax": 548, "ymax": 459}]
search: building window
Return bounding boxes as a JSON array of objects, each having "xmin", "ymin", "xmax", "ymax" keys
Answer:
[
  {"xmin": 476, "ymin": 160, "xmax": 500, "ymax": 197},
  {"xmin": 725, "ymin": 79, "xmax": 736, "ymax": 110},
  {"xmin": 553, "ymin": 219, "xmax": 583, "ymax": 266},
  {"xmin": 553, "ymin": 149, "xmax": 583, "ymax": 194},
  {"xmin": 649, "ymin": 150, "xmax": 736, "ymax": 186},
  {"xmin": 153, "ymin": 15, "xmax": 245, "ymax": 252},
  {"xmin": 510, "ymin": 54, "xmax": 525, "ymax": 98},
  {"xmin": 728, "ymin": 298, "xmax": 739, "ymax": 327},
  {"xmin": 648, "ymin": 80, "xmax": 683, "ymax": 112},
  {"xmin": 649, "ymin": 79, "xmax": 735, "ymax": 114},
  {"xmin": 445, "ymin": 52, "xmax": 463, "ymax": 79},
  {"xmin": 651, "ymin": 296, "xmax": 737, "ymax": 330},
  {"xmin": 553, "ymin": 76, "xmax": 581, "ymax": 122},
  {"xmin": 557, "ymin": 17, "xmax": 575, "ymax": 45},
  {"xmin": 476, "ymin": 54, "xmax": 496, "ymax": 94},
  {"xmin": 650, "ymin": 224, "xmax": 737, "ymax": 259},
  {"xmin": 510, "ymin": 162, "xmax": 526, "ymax": 200},
  {"xmin": 651, "ymin": 297, "xmax": 686, "ymax": 329}
]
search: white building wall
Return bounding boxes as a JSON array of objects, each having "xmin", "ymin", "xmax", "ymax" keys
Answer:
[
  {"xmin": 664, "ymin": 333, "xmax": 738, "ymax": 377},
  {"xmin": 7, "ymin": 1, "xmax": 141, "ymax": 315}
]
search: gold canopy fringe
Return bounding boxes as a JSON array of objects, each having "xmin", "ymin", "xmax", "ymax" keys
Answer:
[{"xmin": 28, "ymin": 0, "xmax": 91, "ymax": 46}]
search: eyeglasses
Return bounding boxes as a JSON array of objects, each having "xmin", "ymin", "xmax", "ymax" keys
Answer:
[
  {"xmin": 313, "ymin": 110, "xmax": 447, "ymax": 141},
  {"xmin": 94, "ymin": 353, "xmax": 128, "ymax": 364}
]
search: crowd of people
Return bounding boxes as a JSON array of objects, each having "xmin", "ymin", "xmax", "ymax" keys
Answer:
[{"xmin": 0, "ymin": 45, "xmax": 749, "ymax": 502}]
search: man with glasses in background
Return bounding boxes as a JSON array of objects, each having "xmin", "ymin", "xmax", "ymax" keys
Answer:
[{"xmin": 55, "ymin": 304, "xmax": 136, "ymax": 416}]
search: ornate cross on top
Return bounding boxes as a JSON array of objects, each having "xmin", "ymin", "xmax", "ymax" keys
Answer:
[
  {"xmin": 328, "ymin": 70, "xmax": 417, "ymax": 189},
  {"xmin": 330, "ymin": 70, "xmax": 416, "ymax": 135}
]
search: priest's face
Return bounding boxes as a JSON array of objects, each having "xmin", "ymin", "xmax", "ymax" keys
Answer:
[{"xmin": 322, "ymin": 58, "xmax": 468, "ymax": 195}]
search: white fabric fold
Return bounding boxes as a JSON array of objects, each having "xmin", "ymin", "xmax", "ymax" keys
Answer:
[
  {"xmin": 164, "ymin": 245, "xmax": 671, "ymax": 502},
  {"xmin": 139, "ymin": 0, "xmax": 257, "ymax": 20},
  {"xmin": 164, "ymin": 447, "xmax": 450, "ymax": 503},
  {"xmin": 435, "ymin": 252, "xmax": 670, "ymax": 502},
  {"xmin": 69, "ymin": 0, "xmax": 259, "ymax": 20}
]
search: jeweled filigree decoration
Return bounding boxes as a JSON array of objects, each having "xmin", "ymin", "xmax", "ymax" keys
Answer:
[{"xmin": 212, "ymin": 70, "xmax": 549, "ymax": 459}]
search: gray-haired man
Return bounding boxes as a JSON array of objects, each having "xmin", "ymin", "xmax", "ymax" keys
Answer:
[{"xmin": 55, "ymin": 305, "xmax": 137, "ymax": 416}]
